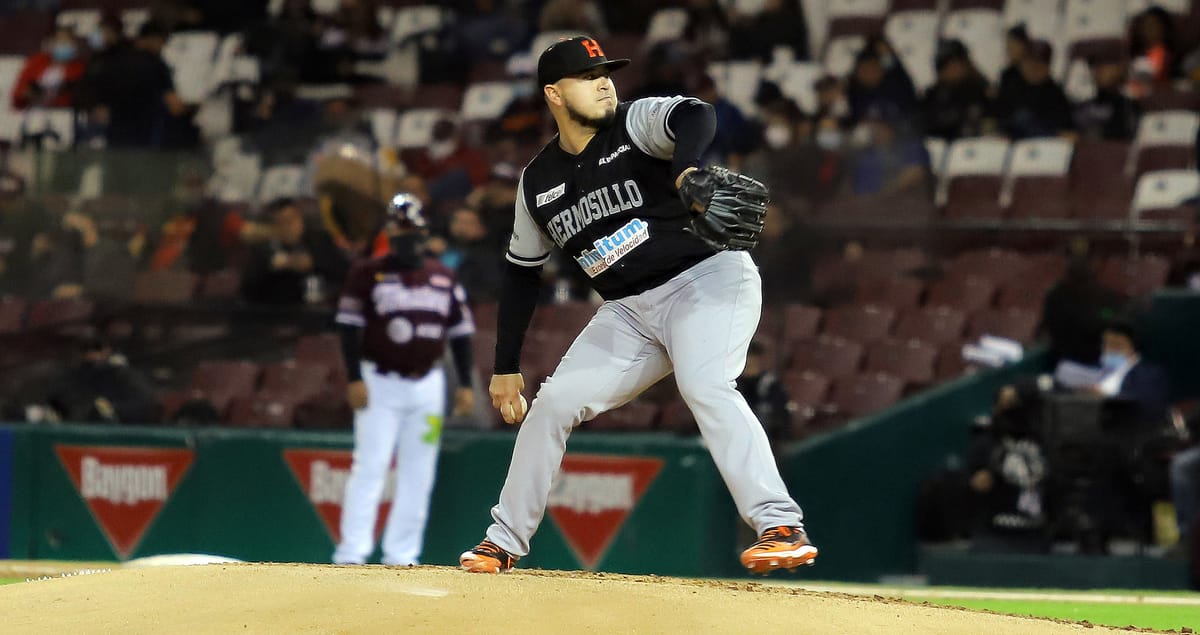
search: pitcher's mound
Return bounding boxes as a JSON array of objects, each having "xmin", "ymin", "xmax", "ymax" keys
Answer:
[{"xmin": 3, "ymin": 563, "xmax": 1130, "ymax": 634}]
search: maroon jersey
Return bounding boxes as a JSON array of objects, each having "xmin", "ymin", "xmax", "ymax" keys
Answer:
[{"xmin": 336, "ymin": 256, "xmax": 474, "ymax": 376}]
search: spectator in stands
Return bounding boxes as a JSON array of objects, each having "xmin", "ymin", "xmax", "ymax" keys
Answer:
[
  {"xmin": 921, "ymin": 39, "xmax": 989, "ymax": 141},
  {"xmin": 993, "ymin": 40, "xmax": 1074, "ymax": 140},
  {"xmin": 685, "ymin": 0, "xmax": 731, "ymax": 59},
  {"xmin": 466, "ymin": 162, "xmax": 520, "ymax": 251},
  {"xmin": 148, "ymin": 197, "xmax": 247, "ymax": 276},
  {"xmin": 726, "ymin": 0, "xmax": 809, "ymax": 63},
  {"xmin": 845, "ymin": 45, "xmax": 918, "ymax": 130},
  {"xmin": 436, "ymin": 207, "xmax": 502, "ymax": 303},
  {"xmin": 402, "ymin": 118, "xmax": 491, "ymax": 203},
  {"xmin": 40, "ymin": 335, "xmax": 160, "ymax": 424},
  {"xmin": 1074, "ymin": 52, "xmax": 1140, "ymax": 141},
  {"xmin": 68, "ymin": 211, "xmax": 143, "ymax": 301},
  {"xmin": 241, "ymin": 198, "xmax": 349, "ymax": 306},
  {"xmin": 694, "ymin": 76, "xmax": 759, "ymax": 170},
  {"xmin": 754, "ymin": 202, "xmax": 817, "ymax": 305},
  {"xmin": 10, "ymin": 26, "xmax": 86, "ymax": 110},
  {"xmin": 997, "ymin": 24, "xmax": 1031, "ymax": 98},
  {"xmin": 74, "ymin": 15, "xmax": 128, "ymax": 129},
  {"xmin": 94, "ymin": 22, "xmax": 194, "ymax": 149},
  {"xmin": 631, "ymin": 41, "xmax": 690, "ymax": 99},
  {"xmin": 539, "ymin": 0, "xmax": 608, "ymax": 35},
  {"xmin": 736, "ymin": 340, "xmax": 790, "ymax": 443},
  {"xmin": 742, "ymin": 100, "xmax": 841, "ymax": 210},
  {"xmin": 967, "ymin": 379, "xmax": 1049, "ymax": 551},
  {"xmin": 26, "ymin": 214, "xmax": 90, "ymax": 300},
  {"xmin": 1041, "ymin": 247, "xmax": 1123, "ymax": 365},
  {"xmin": 1128, "ymin": 6, "xmax": 1181, "ymax": 95},
  {"xmin": 812, "ymin": 74, "xmax": 850, "ymax": 128},
  {"xmin": 1084, "ymin": 320, "xmax": 1170, "ymax": 429},
  {"xmin": 847, "ymin": 114, "xmax": 930, "ymax": 199}
]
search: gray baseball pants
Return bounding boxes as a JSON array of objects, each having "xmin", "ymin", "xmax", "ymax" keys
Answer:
[{"xmin": 485, "ymin": 250, "xmax": 805, "ymax": 557}]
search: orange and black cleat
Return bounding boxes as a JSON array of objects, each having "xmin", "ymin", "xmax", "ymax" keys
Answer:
[
  {"xmin": 740, "ymin": 526, "xmax": 818, "ymax": 575},
  {"xmin": 459, "ymin": 539, "xmax": 518, "ymax": 573}
]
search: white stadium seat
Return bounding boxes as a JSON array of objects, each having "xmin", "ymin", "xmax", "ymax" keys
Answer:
[
  {"xmin": 885, "ymin": 11, "xmax": 940, "ymax": 93},
  {"xmin": 1003, "ymin": 0, "xmax": 1061, "ymax": 42},
  {"xmin": 937, "ymin": 137, "xmax": 1011, "ymax": 206},
  {"xmin": 460, "ymin": 81, "xmax": 517, "ymax": 121},
  {"xmin": 163, "ymin": 31, "xmax": 220, "ymax": 104},
  {"xmin": 57, "ymin": 9, "xmax": 101, "ymax": 38},
  {"xmin": 822, "ymin": 35, "xmax": 866, "ymax": 79},
  {"xmin": 941, "ymin": 9, "xmax": 1007, "ymax": 84},
  {"xmin": 396, "ymin": 108, "xmax": 451, "ymax": 149},
  {"xmin": 1131, "ymin": 170, "xmax": 1200, "ymax": 218},
  {"xmin": 257, "ymin": 164, "xmax": 306, "ymax": 202},
  {"xmin": 1000, "ymin": 138, "xmax": 1074, "ymax": 205},
  {"xmin": 367, "ymin": 108, "xmax": 398, "ymax": 147},
  {"xmin": 707, "ymin": 61, "xmax": 763, "ymax": 117},
  {"xmin": 924, "ymin": 137, "xmax": 948, "ymax": 177},
  {"xmin": 391, "ymin": 5, "xmax": 448, "ymax": 44},
  {"xmin": 775, "ymin": 62, "xmax": 823, "ymax": 115},
  {"xmin": 645, "ymin": 8, "xmax": 689, "ymax": 46}
]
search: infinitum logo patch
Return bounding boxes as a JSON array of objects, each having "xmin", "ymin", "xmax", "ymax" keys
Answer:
[{"xmin": 573, "ymin": 218, "xmax": 649, "ymax": 278}]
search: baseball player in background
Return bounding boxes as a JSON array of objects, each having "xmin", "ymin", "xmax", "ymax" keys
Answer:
[
  {"xmin": 460, "ymin": 37, "xmax": 817, "ymax": 575},
  {"xmin": 333, "ymin": 193, "xmax": 476, "ymax": 566}
]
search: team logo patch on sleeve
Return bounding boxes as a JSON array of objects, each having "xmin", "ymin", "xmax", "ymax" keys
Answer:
[
  {"xmin": 536, "ymin": 183, "xmax": 566, "ymax": 207},
  {"xmin": 573, "ymin": 218, "xmax": 650, "ymax": 278}
]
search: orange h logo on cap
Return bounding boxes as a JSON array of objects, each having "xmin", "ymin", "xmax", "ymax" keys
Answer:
[{"xmin": 581, "ymin": 38, "xmax": 604, "ymax": 58}]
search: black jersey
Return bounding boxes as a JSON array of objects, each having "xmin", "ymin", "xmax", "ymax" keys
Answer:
[{"xmin": 506, "ymin": 96, "xmax": 717, "ymax": 300}]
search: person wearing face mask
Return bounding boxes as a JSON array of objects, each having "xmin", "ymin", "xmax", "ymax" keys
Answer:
[
  {"xmin": 401, "ymin": 118, "xmax": 491, "ymax": 202},
  {"xmin": 332, "ymin": 192, "xmax": 476, "ymax": 567},
  {"xmin": 11, "ymin": 27, "xmax": 87, "ymax": 109},
  {"xmin": 1086, "ymin": 321, "xmax": 1170, "ymax": 428}
]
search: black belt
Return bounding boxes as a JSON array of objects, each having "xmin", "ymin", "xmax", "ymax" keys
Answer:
[{"xmin": 370, "ymin": 365, "xmax": 431, "ymax": 380}]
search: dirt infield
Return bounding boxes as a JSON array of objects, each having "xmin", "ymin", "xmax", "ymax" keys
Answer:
[{"xmin": 0, "ymin": 563, "xmax": 1156, "ymax": 634}]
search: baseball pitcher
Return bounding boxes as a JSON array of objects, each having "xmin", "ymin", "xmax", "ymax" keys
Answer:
[{"xmin": 460, "ymin": 37, "xmax": 817, "ymax": 574}]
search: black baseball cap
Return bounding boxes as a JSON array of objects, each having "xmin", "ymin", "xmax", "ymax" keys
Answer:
[{"xmin": 537, "ymin": 36, "xmax": 630, "ymax": 87}]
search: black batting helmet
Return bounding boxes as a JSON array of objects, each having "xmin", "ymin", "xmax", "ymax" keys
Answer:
[{"xmin": 385, "ymin": 193, "xmax": 427, "ymax": 231}]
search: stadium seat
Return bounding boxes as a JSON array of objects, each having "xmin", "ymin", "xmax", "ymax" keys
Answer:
[
  {"xmin": 191, "ymin": 360, "xmax": 261, "ymax": 415},
  {"xmin": 460, "ymin": 81, "xmax": 517, "ymax": 122},
  {"xmin": 826, "ymin": 0, "xmax": 889, "ymax": 38},
  {"xmin": 1130, "ymin": 111, "xmax": 1200, "ymax": 177},
  {"xmin": 367, "ymin": 108, "xmax": 398, "ymax": 147},
  {"xmin": 1003, "ymin": 0, "xmax": 1062, "ymax": 42},
  {"xmin": 26, "ymin": 298, "xmax": 94, "ymax": 329},
  {"xmin": 949, "ymin": 0, "xmax": 1004, "ymax": 8},
  {"xmin": 1071, "ymin": 139, "xmax": 1135, "ymax": 219},
  {"xmin": 853, "ymin": 275, "xmax": 925, "ymax": 309},
  {"xmin": 756, "ymin": 305, "xmax": 784, "ymax": 343},
  {"xmin": 389, "ymin": 5, "xmax": 447, "ymax": 44},
  {"xmin": 927, "ymin": 275, "xmax": 997, "ymax": 313},
  {"xmin": 295, "ymin": 333, "xmax": 349, "ymax": 384},
  {"xmin": 587, "ymin": 400, "xmax": 658, "ymax": 431},
  {"xmin": 1058, "ymin": 0, "xmax": 1127, "ymax": 79},
  {"xmin": 162, "ymin": 31, "xmax": 220, "ymax": 104},
  {"xmin": 936, "ymin": 342, "xmax": 971, "ymax": 380},
  {"xmin": 1003, "ymin": 138, "xmax": 1074, "ymax": 218},
  {"xmin": 396, "ymin": 108, "xmax": 451, "ymax": 148},
  {"xmin": 658, "ymin": 397, "xmax": 696, "ymax": 434},
  {"xmin": 948, "ymin": 248, "xmax": 1032, "ymax": 284},
  {"xmin": 941, "ymin": 9, "xmax": 1007, "ymax": 83},
  {"xmin": 866, "ymin": 338, "xmax": 938, "ymax": 387},
  {"xmin": 939, "ymin": 137, "xmax": 1011, "ymax": 219},
  {"xmin": 859, "ymin": 248, "xmax": 929, "ymax": 276},
  {"xmin": 996, "ymin": 273, "xmax": 1058, "ymax": 309},
  {"xmin": 529, "ymin": 301, "xmax": 597, "ymax": 339},
  {"xmin": 789, "ymin": 334, "xmax": 865, "ymax": 378},
  {"xmin": 132, "ymin": 270, "xmax": 198, "ymax": 305},
  {"xmin": 924, "ymin": 137, "xmax": 948, "ymax": 177},
  {"xmin": 1098, "ymin": 253, "xmax": 1171, "ymax": 297},
  {"xmin": 774, "ymin": 62, "xmax": 823, "ymax": 114},
  {"xmin": 0, "ymin": 10, "xmax": 54, "ymax": 55},
  {"xmin": 471, "ymin": 302, "xmax": 498, "ymax": 332},
  {"xmin": 894, "ymin": 306, "xmax": 968, "ymax": 345},
  {"xmin": 829, "ymin": 372, "xmax": 905, "ymax": 419},
  {"xmin": 226, "ymin": 391, "xmax": 297, "ymax": 428},
  {"xmin": 57, "ymin": 9, "xmax": 101, "ymax": 37},
  {"xmin": 16, "ymin": 108, "xmax": 75, "ymax": 150},
  {"xmin": 967, "ymin": 307, "xmax": 1041, "ymax": 345},
  {"xmin": 1131, "ymin": 170, "xmax": 1200, "ymax": 222},
  {"xmin": 261, "ymin": 361, "xmax": 332, "ymax": 403},
  {"xmin": 822, "ymin": 35, "xmax": 866, "ymax": 78},
  {"xmin": 199, "ymin": 268, "xmax": 243, "ymax": 299},
  {"xmin": 823, "ymin": 304, "xmax": 896, "ymax": 343},
  {"xmin": 708, "ymin": 61, "xmax": 763, "ymax": 118},
  {"xmin": 780, "ymin": 304, "xmax": 823, "ymax": 344},
  {"xmin": 0, "ymin": 296, "xmax": 26, "ymax": 334},
  {"xmin": 256, "ymin": 164, "xmax": 306, "ymax": 202},
  {"xmin": 1140, "ymin": 88, "xmax": 1200, "ymax": 113},
  {"xmin": 781, "ymin": 369, "xmax": 831, "ymax": 434},
  {"xmin": 645, "ymin": 8, "xmax": 689, "ymax": 46},
  {"xmin": 470, "ymin": 328, "xmax": 497, "ymax": 390}
]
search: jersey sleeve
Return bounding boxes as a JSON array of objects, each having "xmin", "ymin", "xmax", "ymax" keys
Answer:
[
  {"xmin": 335, "ymin": 261, "xmax": 372, "ymax": 327},
  {"xmin": 446, "ymin": 282, "xmax": 476, "ymax": 338},
  {"xmin": 506, "ymin": 174, "xmax": 555, "ymax": 267},
  {"xmin": 625, "ymin": 96, "xmax": 703, "ymax": 160}
]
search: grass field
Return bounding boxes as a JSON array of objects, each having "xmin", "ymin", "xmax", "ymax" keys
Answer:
[
  {"xmin": 915, "ymin": 597, "xmax": 1199, "ymax": 631},
  {"xmin": 1, "ymin": 578, "xmax": 21, "ymax": 585}
]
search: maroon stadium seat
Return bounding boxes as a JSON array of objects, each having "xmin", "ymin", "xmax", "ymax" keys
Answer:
[
  {"xmin": 0, "ymin": 10, "xmax": 54, "ymax": 55},
  {"xmin": 822, "ymin": 304, "xmax": 896, "ymax": 343},
  {"xmin": 865, "ymin": 338, "xmax": 938, "ymax": 387},
  {"xmin": 471, "ymin": 302, "xmax": 498, "ymax": 332},
  {"xmin": 927, "ymin": 275, "xmax": 996, "ymax": 313},
  {"xmin": 943, "ymin": 175, "xmax": 1006, "ymax": 219},
  {"xmin": 1070, "ymin": 140, "xmax": 1135, "ymax": 219},
  {"xmin": 0, "ymin": 296, "xmax": 26, "ymax": 333},
  {"xmin": 261, "ymin": 361, "xmax": 333, "ymax": 403},
  {"xmin": 781, "ymin": 370, "xmax": 831, "ymax": 436},
  {"xmin": 936, "ymin": 342, "xmax": 970, "ymax": 381},
  {"xmin": 829, "ymin": 372, "xmax": 905, "ymax": 419},
  {"xmin": 1141, "ymin": 89, "xmax": 1200, "ymax": 113},
  {"xmin": 295, "ymin": 333, "xmax": 348, "ymax": 381},
  {"xmin": 854, "ymin": 275, "xmax": 924, "ymax": 309},
  {"xmin": 947, "ymin": 0, "xmax": 1002, "ymax": 8},
  {"xmin": 780, "ymin": 304, "xmax": 823, "ymax": 344},
  {"xmin": 132, "ymin": 270, "xmax": 198, "ymax": 304},
  {"xmin": 226, "ymin": 391, "xmax": 297, "ymax": 428},
  {"xmin": 947, "ymin": 248, "xmax": 1031, "ymax": 284},
  {"xmin": 199, "ymin": 268, "xmax": 242, "ymax": 299},
  {"xmin": 967, "ymin": 307, "xmax": 1041, "ymax": 345},
  {"xmin": 191, "ymin": 360, "xmax": 261, "ymax": 415},
  {"xmin": 410, "ymin": 83, "xmax": 465, "ymax": 110},
  {"xmin": 827, "ymin": 15, "xmax": 886, "ymax": 38},
  {"xmin": 788, "ymin": 334, "xmax": 864, "ymax": 378},
  {"xmin": 859, "ymin": 248, "xmax": 928, "ymax": 276},
  {"xmin": 756, "ymin": 305, "xmax": 783, "ymax": 342},
  {"xmin": 1135, "ymin": 146, "xmax": 1195, "ymax": 176},
  {"xmin": 26, "ymin": 298, "xmax": 94, "ymax": 329},
  {"xmin": 996, "ymin": 273, "xmax": 1058, "ymax": 309},
  {"xmin": 1098, "ymin": 253, "xmax": 1171, "ymax": 297},
  {"xmin": 894, "ymin": 306, "xmax": 967, "ymax": 345},
  {"xmin": 1008, "ymin": 175, "xmax": 1072, "ymax": 219}
]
